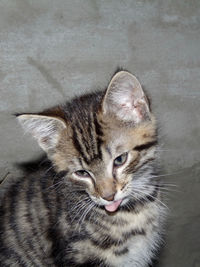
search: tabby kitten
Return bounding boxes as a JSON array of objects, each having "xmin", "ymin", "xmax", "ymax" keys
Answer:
[{"xmin": 0, "ymin": 71, "xmax": 165, "ymax": 267}]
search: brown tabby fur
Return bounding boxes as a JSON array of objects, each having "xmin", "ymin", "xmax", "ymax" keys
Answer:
[{"xmin": 0, "ymin": 71, "xmax": 165, "ymax": 267}]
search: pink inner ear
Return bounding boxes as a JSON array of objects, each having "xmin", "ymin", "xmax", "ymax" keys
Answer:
[
  {"xmin": 133, "ymin": 100, "xmax": 145, "ymax": 120},
  {"xmin": 120, "ymin": 96, "xmax": 148, "ymax": 122},
  {"xmin": 121, "ymin": 103, "xmax": 132, "ymax": 109},
  {"xmin": 103, "ymin": 71, "xmax": 150, "ymax": 123}
]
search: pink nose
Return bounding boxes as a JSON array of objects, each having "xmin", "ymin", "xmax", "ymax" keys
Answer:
[{"xmin": 102, "ymin": 193, "xmax": 115, "ymax": 201}]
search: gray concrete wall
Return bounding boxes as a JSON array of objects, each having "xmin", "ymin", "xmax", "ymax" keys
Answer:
[{"xmin": 0, "ymin": 0, "xmax": 200, "ymax": 266}]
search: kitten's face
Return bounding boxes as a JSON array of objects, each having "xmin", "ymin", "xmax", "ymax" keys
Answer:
[
  {"xmin": 18, "ymin": 71, "xmax": 157, "ymax": 212},
  {"xmin": 52, "ymin": 117, "xmax": 157, "ymax": 212}
]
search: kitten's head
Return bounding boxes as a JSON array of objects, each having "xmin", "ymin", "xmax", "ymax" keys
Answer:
[{"xmin": 18, "ymin": 71, "xmax": 157, "ymax": 212}]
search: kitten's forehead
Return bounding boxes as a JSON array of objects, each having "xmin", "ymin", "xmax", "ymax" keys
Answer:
[
  {"xmin": 66, "ymin": 113, "xmax": 103, "ymax": 165},
  {"xmin": 52, "ymin": 102, "xmax": 156, "ymax": 172},
  {"xmin": 102, "ymin": 121, "xmax": 156, "ymax": 155}
]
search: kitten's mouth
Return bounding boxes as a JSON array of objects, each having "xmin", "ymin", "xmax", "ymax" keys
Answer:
[{"xmin": 104, "ymin": 199, "xmax": 122, "ymax": 212}]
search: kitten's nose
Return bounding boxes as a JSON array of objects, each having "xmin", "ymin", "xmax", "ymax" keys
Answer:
[
  {"xmin": 102, "ymin": 193, "xmax": 115, "ymax": 202},
  {"xmin": 97, "ymin": 177, "xmax": 116, "ymax": 201}
]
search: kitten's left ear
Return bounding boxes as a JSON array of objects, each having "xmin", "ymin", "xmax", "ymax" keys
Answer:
[
  {"xmin": 17, "ymin": 114, "xmax": 67, "ymax": 153},
  {"xmin": 102, "ymin": 71, "xmax": 150, "ymax": 123}
]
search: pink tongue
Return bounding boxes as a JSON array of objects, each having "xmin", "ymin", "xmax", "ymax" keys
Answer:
[{"xmin": 105, "ymin": 199, "xmax": 122, "ymax": 212}]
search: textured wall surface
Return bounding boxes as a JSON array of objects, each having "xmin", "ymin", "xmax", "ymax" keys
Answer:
[{"xmin": 0, "ymin": 0, "xmax": 200, "ymax": 266}]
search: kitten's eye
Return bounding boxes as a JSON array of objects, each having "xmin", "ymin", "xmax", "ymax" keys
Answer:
[
  {"xmin": 74, "ymin": 170, "xmax": 91, "ymax": 178},
  {"xmin": 113, "ymin": 153, "xmax": 128, "ymax": 167}
]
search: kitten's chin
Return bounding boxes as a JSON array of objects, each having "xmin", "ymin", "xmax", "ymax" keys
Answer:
[{"xmin": 104, "ymin": 199, "xmax": 122, "ymax": 213}]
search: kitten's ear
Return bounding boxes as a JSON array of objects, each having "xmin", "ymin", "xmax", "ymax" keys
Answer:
[
  {"xmin": 17, "ymin": 114, "xmax": 67, "ymax": 152},
  {"xmin": 102, "ymin": 71, "xmax": 150, "ymax": 123}
]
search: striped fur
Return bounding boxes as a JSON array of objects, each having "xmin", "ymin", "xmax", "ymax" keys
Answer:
[{"xmin": 0, "ymin": 71, "xmax": 165, "ymax": 266}]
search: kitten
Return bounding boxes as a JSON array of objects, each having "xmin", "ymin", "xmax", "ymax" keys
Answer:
[{"xmin": 0, "ymin": 71, "xmax": 165, "ymax": 267}]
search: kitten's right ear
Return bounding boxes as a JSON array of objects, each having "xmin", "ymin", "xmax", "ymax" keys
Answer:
[
  {"xmin": 102, "ymin": 71, "xmax": 150, "ymax": 124},
  {"xmin": 17, "ymin": 114, "xmax": 67, "ymax": 153}
]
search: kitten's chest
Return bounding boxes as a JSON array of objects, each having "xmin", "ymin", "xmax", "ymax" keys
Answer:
[
  {"xmin": 70, "ymin": 206, "xmax": 160, "ymax": 267},
  {"xmin": 99, "ymin": 214, "xmax": 156, "ymax": 266}
]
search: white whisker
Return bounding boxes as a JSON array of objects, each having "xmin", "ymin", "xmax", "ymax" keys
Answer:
[
  {"xmin": 76, "ymin": 201, "xmax": 95, "ymax": 232},
  {"xmin": 130, "ymin": 188, "xmax": 169, "ymax": 211}
]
